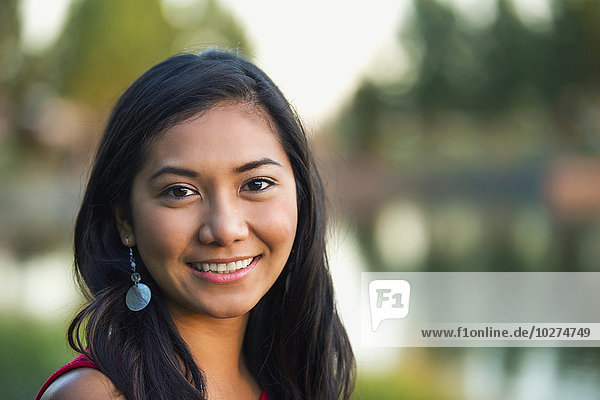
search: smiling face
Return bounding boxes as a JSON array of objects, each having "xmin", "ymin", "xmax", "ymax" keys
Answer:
[{"xmin": 116, "ymin": 103, "xmax": 298, "ymax": 319}]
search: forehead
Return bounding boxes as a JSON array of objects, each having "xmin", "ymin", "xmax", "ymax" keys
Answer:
[{"xmin": 143, "ymin": 103, "xmax": 288, "ymax": 169}]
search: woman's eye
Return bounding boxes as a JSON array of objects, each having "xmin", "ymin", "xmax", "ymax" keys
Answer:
[
  {"xmin": 242, "ymin": 178, "xmax": 274, "ymax": 192},
  {"xmin": 163, "ymin": 186, "xmax": 196, "ymax": 198}
]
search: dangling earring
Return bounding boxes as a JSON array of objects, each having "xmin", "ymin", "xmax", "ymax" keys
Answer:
[{"xmin": 125, "ymin": 237, "xmax": 151, "ymax": 311}]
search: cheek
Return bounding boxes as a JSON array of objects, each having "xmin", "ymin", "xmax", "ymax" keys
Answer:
[
  {"xmin": 253, "ymin": 193, "xmax": 298, "ymax": 255},
  {"xmin": 131, "ymin": 204, "xmax": 194, "ymax": 261}
]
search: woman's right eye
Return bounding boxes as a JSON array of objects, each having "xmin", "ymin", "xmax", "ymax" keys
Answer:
[{"xmin": 161, "ymin": 185, "xmax": 197, "ymax": 199}]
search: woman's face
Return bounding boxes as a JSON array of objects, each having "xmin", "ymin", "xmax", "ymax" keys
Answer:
[{"xmin": 117, "ymin": 103, "xmax": 298, "ymax": 319}]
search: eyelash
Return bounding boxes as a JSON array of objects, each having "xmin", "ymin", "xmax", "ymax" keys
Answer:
[
  {"xmin": 161, "ymin": 185, "xmax": 198, "ymax": 199},
  {"xmin": 241, "ymin": 177, "xmax": 275, "ymax": 192}
]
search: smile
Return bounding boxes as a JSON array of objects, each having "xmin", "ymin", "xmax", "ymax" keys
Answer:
[{"xmin": 189, "ymin": 256, "xmax": 256, "ymax": 274}]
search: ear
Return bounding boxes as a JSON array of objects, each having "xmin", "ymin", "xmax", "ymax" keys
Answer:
[{"xmin": 114, "ymin": 204, "xmax": 136, "ymax": 247}]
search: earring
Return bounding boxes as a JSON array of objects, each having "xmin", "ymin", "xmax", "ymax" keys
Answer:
[{"xmin": 125, "ymin": 237, "xmax": 151, "ymax": 311}]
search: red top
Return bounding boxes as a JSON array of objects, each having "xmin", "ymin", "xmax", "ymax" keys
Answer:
[{"xmin": 36, "ymin": 354, "xmax": 269, "ymax": 400}]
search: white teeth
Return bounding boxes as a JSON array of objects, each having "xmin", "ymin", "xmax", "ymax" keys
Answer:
[{"xmin": 193, "ymin": 257, "xmax": 255, "ymax": 273}]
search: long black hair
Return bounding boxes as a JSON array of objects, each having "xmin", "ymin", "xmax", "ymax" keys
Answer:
[{"xmin": 68, "ymin": 49, "xmax": 355, "ymax": 399}]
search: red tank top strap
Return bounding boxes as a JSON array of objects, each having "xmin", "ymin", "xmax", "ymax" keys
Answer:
[{"xmin": 35, "ymin": 354, "xmax": 99, "ymax": 400}]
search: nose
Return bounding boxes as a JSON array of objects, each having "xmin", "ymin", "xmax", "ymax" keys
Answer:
[{"xmin": 198, "ymin": 194, "xmax": 249, "ymax": 246}]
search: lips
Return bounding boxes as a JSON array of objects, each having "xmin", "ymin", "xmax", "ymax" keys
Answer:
[
  {"xmin": 189, "ymin": 256, "xmax": 256, "ymax": 274},
  {"xmin": 187, "ymin": 256, "xmax": 261, "ymax": 284}
]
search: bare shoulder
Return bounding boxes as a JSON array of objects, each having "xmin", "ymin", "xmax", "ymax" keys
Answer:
[{"xmin": 40, "ymin": 367, "xmax": 125, "ymax": 400}]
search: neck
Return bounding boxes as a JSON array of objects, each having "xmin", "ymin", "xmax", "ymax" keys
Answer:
[
  {"xmin": 173, "ymin": 310, "xmax": 248, "ymax": 373},
  {"xmin": 167, "ymin": 305, "xmax": 260, "ymax": 399}
]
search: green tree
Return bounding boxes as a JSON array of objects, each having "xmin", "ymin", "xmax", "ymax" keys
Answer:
[
  {"xmin": 49, "ymin": 0, "xmax": 251, "ymax": 108},
  {"xmin": 338, "ymin": 0, "xmax": 600, "ymax": 152}
]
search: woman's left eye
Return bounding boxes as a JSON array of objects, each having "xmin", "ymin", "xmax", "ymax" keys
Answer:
[
  {"xmin": 162, "ymin": 186, "xmax": 197, "ymax": 198},
  {"xmin": 242, "ymin": 178, "xmax": 274, "ymax": 192}
]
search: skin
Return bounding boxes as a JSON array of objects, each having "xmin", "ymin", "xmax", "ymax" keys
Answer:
[
  {"xmin": 42, "ymin": 103, "xmax": 298, "ymax": 400},
  {"xmin": 40, "ymin": 369, "xmax": 124, "ymax": 400}
]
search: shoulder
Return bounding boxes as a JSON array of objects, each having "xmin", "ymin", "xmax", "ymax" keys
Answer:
[{"xmin": 39, "ymin": 367, "xmax": 125, "ymax": 400}]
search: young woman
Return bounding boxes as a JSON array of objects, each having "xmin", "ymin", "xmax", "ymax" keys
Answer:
[{"xmin": 35, "ymin": 49, "xmax": 355, "ymax": 400}]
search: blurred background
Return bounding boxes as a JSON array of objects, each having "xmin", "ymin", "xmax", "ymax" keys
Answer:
[{"xmin": 2, "ymin": 0, "xmax": 600, "ymax": 398}]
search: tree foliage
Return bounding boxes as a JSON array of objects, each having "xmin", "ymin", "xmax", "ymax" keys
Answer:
[
  {"xmin": 49, "ymin": 0, "xmax": 251, "ymax": 108},
  {"xmin": 338, "ymin": 0, "xmax": 600, "ymax": 152}
]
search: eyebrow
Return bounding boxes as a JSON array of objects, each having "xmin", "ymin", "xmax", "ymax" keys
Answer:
[
  {"xmin": 149, "ymin": 158, "xmax": 283, "ymax": 181},
  {"xmin": 234, "ymin": 157, "xmax": 282, "ymax": 173},
  {"xmin": 150, "ymin": 167, "xmax": 198, "ymax": 181}
]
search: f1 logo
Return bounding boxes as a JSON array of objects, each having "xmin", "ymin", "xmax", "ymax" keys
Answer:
[{"xmin": 368, "ymin": 280, "xmax": 411, "ymax": 331}]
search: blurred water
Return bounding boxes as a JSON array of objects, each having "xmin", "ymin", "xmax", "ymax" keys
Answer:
[{"xmin": 329, "ymin": 223, "xmax": 600, "ymax": 399}]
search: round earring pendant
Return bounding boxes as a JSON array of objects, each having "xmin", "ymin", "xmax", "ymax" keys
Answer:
[{"xmin": 126, "ymin": 283, "xmax": 151, "ymax": 311}]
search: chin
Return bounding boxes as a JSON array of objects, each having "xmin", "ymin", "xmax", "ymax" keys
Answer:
[
  {"xmin": 201, "ymin": 299, "xmax": 259, "ymax": 319},
  {"xmin": 205, "ymin": 308, "xmax": 252, "ymax": 319}
]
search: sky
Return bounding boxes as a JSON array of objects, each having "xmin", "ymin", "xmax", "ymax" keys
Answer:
[{"xmin": 217, "ymin": 0, "xmax": 409, "ymax": 126}]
